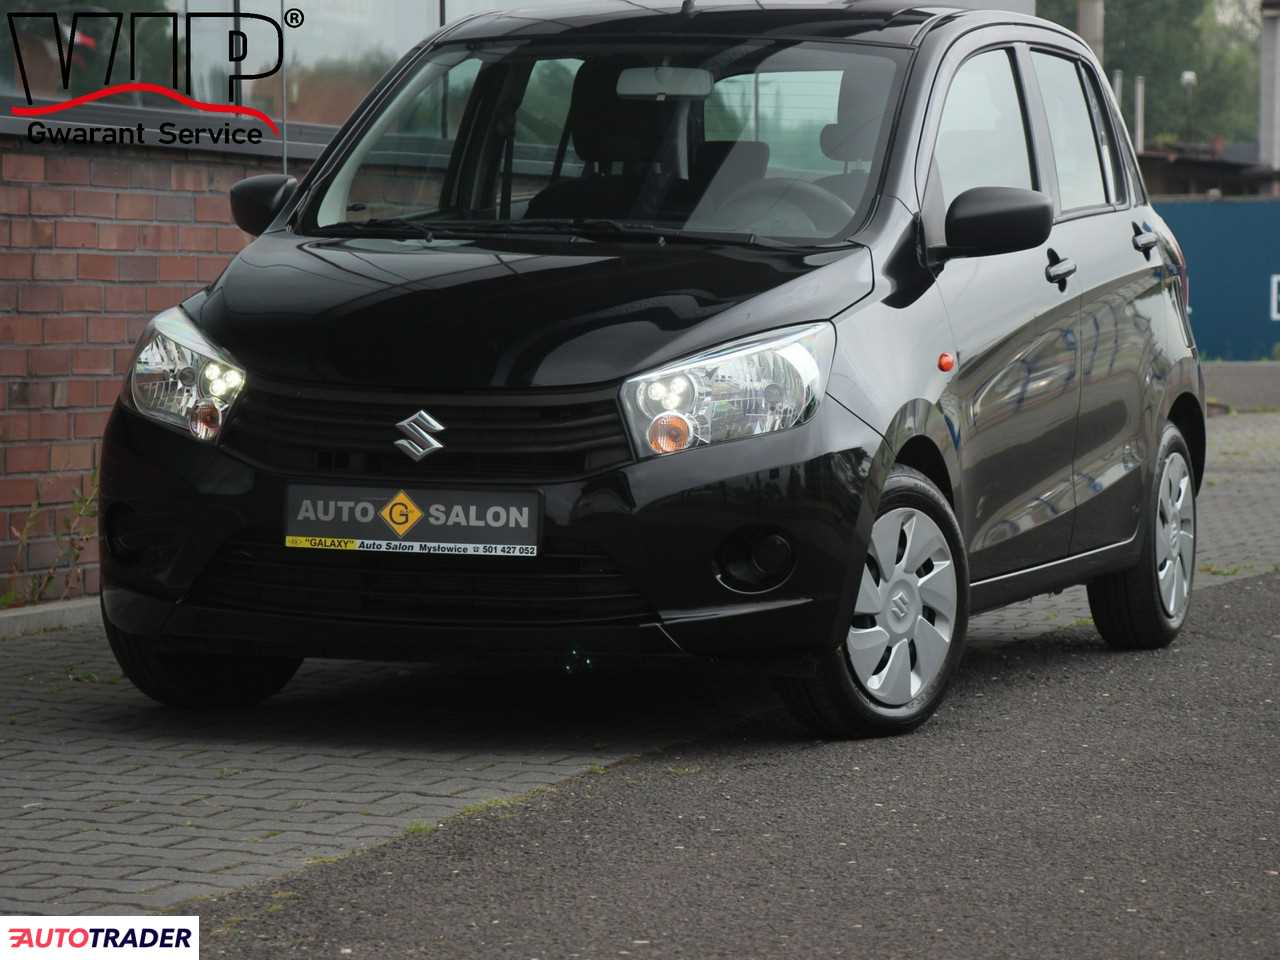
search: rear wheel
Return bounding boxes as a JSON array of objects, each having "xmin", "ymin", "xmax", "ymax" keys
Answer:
[
  {"xmin": 1087, "ymin": 423, "xmax": 1197, "ymax": 650},
  {"xmin": 779, "ymin": 465, "xmax": 969, "ymax": 738},
  {"xmin": 104, "ymin": 605, "xmax": 301, "ymax": 708}
]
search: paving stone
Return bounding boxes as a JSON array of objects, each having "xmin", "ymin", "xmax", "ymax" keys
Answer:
[{"xmin": 1, "ymin": 412, "xmax": 1276, "ymax": 915}]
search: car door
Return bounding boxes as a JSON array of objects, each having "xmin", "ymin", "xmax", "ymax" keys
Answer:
[
  {"xmin": 1020, "ymin": 46, "xmax": 1174, "ymax": 555},
  {"xmin": 921, "ymin": 45, "xmax": 1082, "ymax": 582}
]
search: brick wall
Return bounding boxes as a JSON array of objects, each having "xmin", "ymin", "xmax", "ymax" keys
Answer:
[{"xmin": 0, "ymin": 134, "xmax": 307, "ymax": 606}]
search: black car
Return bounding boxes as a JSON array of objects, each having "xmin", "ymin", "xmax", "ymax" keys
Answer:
[{"xmin": 100, "ymin": 1, "xmax": 1204, "ymax": 737}]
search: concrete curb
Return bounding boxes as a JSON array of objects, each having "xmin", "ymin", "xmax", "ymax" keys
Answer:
[{"xmin": 0, "ymin": 597, "xmax": 100, "ymax": 640}]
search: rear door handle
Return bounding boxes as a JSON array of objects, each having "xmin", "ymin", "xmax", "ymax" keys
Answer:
[
  {"xmin": 1045, "ymin": 256, "xmax": 1077, "ymax": 287},
  {"xmin": 1132, "ymin": 223, "xmax": 1159, "ymax": 258}
]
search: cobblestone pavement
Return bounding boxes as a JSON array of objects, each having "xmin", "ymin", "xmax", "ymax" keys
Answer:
[{"xmin": 2, "ymin": 413, "xmax": 1277, "ymax": 915}]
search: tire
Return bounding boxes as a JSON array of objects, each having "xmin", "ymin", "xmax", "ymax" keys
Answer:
[
  {"xmin": 1087, "ymin": 423, "xmax": 1197, "ymax": 650},
  {"xmin": 104, "ymin": 604, "xmax": 301, "ymax": 708},
  {"xmin": 778, "ymin": 465, "xmax": 970, "ymax": 738}
]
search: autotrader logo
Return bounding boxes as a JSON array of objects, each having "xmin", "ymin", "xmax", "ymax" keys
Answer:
[
  {"xmin": 1, "ymin": 916, "xmax": 198, "ymax": 957},
  {"xmin": 4, "ymin": 8, "xmax": 305, "ymax": 138}
]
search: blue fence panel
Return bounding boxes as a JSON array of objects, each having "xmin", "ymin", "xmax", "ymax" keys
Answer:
[{"xmin": 1156, "ymin": 198, "xmax": 1280, "ymax": 361}]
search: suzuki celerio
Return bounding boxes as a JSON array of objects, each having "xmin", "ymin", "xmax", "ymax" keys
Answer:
[{"xmin": 101, "ymin": 1, "xmax": 1205, "ymax": 736}]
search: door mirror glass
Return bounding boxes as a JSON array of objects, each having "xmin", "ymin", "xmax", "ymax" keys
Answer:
[
  {"xmin": 230, "ymin": 174, "xmax": 298, "ymax": 237},
  {"xmin": 944, "ymin": 186, "xmax": 1053, "ymax": 258}
]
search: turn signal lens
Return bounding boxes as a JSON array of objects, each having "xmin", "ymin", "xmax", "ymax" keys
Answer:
[
  {"xmin": 188, "ymin": 398, "xmax": 224, "ymax": 441},
  {"xmin": 647, "ymin": 412, "xmax": 693, "ymax": 454}
]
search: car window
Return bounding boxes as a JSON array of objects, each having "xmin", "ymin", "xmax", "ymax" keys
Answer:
[
  {"xmin": 1079, "ymin": 63, "xmax": 1127, "ymax": 205},
  {"xmin": 1031, "ymin": 52, "xmax": 1109, "ymax": 211},
  {"xmin": 933, "ymin": 49, "xmax": 1034, "ymax": 211},
  {"xmin": 707, "ymin": 71, "xmax": 846, "ymax": 179},
  {"xmin": 511, "ymin": 58, "xmax": 585, "ymax": 198},
  {"xmin": 309, "ymin": 40, "xmax": 909, "ymax": 243},
  {"xmin": 327, "ymin": 56, "xmax": 482, "ymax": 225}
]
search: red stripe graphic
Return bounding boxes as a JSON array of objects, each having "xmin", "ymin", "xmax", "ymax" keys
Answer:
[{"xmin": 10, "ymin": 82, "xmax": 280, "ymax": 136}]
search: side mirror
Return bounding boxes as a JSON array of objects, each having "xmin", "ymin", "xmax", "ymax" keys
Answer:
[
  {"xmin": 229, "ymin": 174, "xmax": 298, "ymax": 237},
  {"xmin": 943, "ymin": 187, "xmax": 1053, "ymax": 259}
]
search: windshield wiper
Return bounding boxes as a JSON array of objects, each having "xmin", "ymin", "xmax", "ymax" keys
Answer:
[{"xmin": 315, "ymin": 216, "xmax": 805, "ymax": 249}]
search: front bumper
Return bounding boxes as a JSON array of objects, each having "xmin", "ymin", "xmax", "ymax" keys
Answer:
[{"xmin": 100, "ymin": 398, "xmax": 883, "ymax": 665}]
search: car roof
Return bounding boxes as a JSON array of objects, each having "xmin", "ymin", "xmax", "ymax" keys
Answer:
[{"xmin": 441, "ymin": 1, "xmax": 1050, "ymax": 48}]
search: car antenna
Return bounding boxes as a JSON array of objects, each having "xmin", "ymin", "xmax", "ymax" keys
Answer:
[{"xmin": 681, "ymin": 0, "xmax": 696, "ymax": 16}]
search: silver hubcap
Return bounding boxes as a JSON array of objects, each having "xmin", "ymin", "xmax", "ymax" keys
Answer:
[
  {"xmin": 848, "ymin": 508, "xmax": 958, "ymax": 707},
  {"xmin": 1156, "ymin": 452, "xmax": 1195, "ymax": 619}
]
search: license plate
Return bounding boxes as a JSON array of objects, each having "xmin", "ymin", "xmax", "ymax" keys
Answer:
[{"xmin": 284, "ymin": 485, "xmax": 540, "ymax": 557}]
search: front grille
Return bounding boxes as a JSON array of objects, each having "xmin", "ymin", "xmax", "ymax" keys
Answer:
[
  {"xmin": 221, "ymin": 380, "xmax": 634, "ymax": 483},
  {"xmin": 188, "ymin": 534, "xmax": 653, "ymax": 626}
]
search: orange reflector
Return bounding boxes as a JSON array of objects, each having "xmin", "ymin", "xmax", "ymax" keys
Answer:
[
  {"xmin": 938, "ymin": 353, "xmax": 956, "ymax": 373},
  {"xmin": 647, "ymin": 412, "xmax": 693, "ymax": 454}
]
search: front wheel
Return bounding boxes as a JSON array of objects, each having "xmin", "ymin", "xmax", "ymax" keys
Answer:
[
  {"xmin": 104, "ymin": 605, "xmax": 301, "ymax": 708},
  {"xmin": 778, "ymin": 465, "xmax": 970, "ymax": 738},
  {"xmin": 1087, "ymin": 423, "xmax": 1197, "ymax": 650}
]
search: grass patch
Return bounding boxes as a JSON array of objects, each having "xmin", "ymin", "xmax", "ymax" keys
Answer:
[
  {"xmin": 457, "ymin": 785, "xmax": 553, "ymax": 820},
  {"xmin": 1199, "ymin": 562, "xmax": 1244, "ymax": 577},
  {"xmin": 404, "ymin": 821, "xmax": 436, "ymax": 835}
]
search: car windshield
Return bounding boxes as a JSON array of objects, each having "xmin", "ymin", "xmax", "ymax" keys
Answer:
[{"xmin": 301, "ymin": 38, "xmax": 908, "ymax": 244}]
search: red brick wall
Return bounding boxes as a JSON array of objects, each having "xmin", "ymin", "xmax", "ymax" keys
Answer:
[{"xmin": 0, "ymin": 134, "xmax": 306, "ymax": 605}]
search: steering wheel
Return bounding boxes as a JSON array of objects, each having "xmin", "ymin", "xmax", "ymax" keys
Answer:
[{"xmin": 713, "ymin": 178, "xmax": 856, "ymax": 236}]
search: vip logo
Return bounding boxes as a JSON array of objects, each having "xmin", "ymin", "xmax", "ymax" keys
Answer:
[
  {"xmin": 5, "ymin": 7, "xmax": 302, "ymax": 133},
  {"xmin": 395, "ymin": 410, "xmax": 445, "ymax": 462}
]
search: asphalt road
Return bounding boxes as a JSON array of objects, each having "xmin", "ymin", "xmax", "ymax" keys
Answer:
[{"xmin": 200, "ymin": 573, "xmax": 1280, "ymax": 960}]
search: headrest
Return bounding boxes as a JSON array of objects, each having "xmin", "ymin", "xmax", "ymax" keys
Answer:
[
  {"xmin": 693, "ymin": 140, "xmax": 770, "ymax": 183},
  {"xmin": 821, "ymin": 121, "xmax": 880, "ymax": 163},
  {"xmin": 567, "ymin": 61, "xmax": 676, "ymax": 163},
  {"xmin": 820, "ymin": 58, "xmax": 897, "ymax": 163}
]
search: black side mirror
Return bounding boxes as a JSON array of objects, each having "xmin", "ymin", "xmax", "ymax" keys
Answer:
[
  {"xmin": 229, "ymin": 174, "xmax": 298, "ymax": 237},
  {"xmin": 943, "ymin": 187, "xmax": 1053, "ymax": 259}
]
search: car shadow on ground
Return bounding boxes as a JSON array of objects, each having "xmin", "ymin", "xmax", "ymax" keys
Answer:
[{"xmin": 69, "ymin": 623, "xmax": 1127, "ymax": 755}]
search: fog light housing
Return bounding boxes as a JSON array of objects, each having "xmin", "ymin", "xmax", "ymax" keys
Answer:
[{"xmin": 717, "ymin": 529, "xmax": 795, "ymax": 594}]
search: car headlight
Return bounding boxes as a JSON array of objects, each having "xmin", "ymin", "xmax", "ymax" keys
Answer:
[
  {"xmin": 129, "ymin": 307, "xmax": 246, "ymax": 442},
  {"xmin": 621, "ymin": 322, "xmax": 836, "ymax": 458}
]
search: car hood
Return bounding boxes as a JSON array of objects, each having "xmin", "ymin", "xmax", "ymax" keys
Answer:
[{"xmin": 187, "ymin": 232, "xmax": 873, "ymax": 390}]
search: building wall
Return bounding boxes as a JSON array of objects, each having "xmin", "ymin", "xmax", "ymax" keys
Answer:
[
  {"xmin": 0, "ymin": 135, "xmax": 307, "ymax": 605},
  {"xmin": 1157, "ymin": 198, "xmax": 1280, "ymax": 362}
]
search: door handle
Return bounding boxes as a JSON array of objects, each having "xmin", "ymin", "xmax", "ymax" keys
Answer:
[
  {"xmin": 1132, "ymin": 223, "xmax": 1159, "ymax": 258},
  {"xmin": 1045, "ymin": 253, "xmax": 1077, "ymax": 288}
]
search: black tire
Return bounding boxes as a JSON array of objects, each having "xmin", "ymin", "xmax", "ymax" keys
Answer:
[
  {"xmin": 778, "ymin": 465, "xmax": 970, "ymax": 738},
  {"xmin": 104, "ymin": 605, "xmax": 301, "ymax": 708},
  {"xmin": 1087, "ymin": 423, "xmax": 1197, "ymax": 650}
]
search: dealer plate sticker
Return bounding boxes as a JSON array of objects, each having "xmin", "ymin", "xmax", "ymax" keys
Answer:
[{"xmin": 285, "ymin": 485, "xmax": 540, "ymax": 557}]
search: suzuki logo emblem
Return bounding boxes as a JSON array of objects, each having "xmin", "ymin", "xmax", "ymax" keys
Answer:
[
  {"xmin": 890, "ymin": 591, "xmax": 911, "ymax": 620},
  {"xmin": 395, "ymin": 410, "xmax": 445, "ymax": 462}
]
